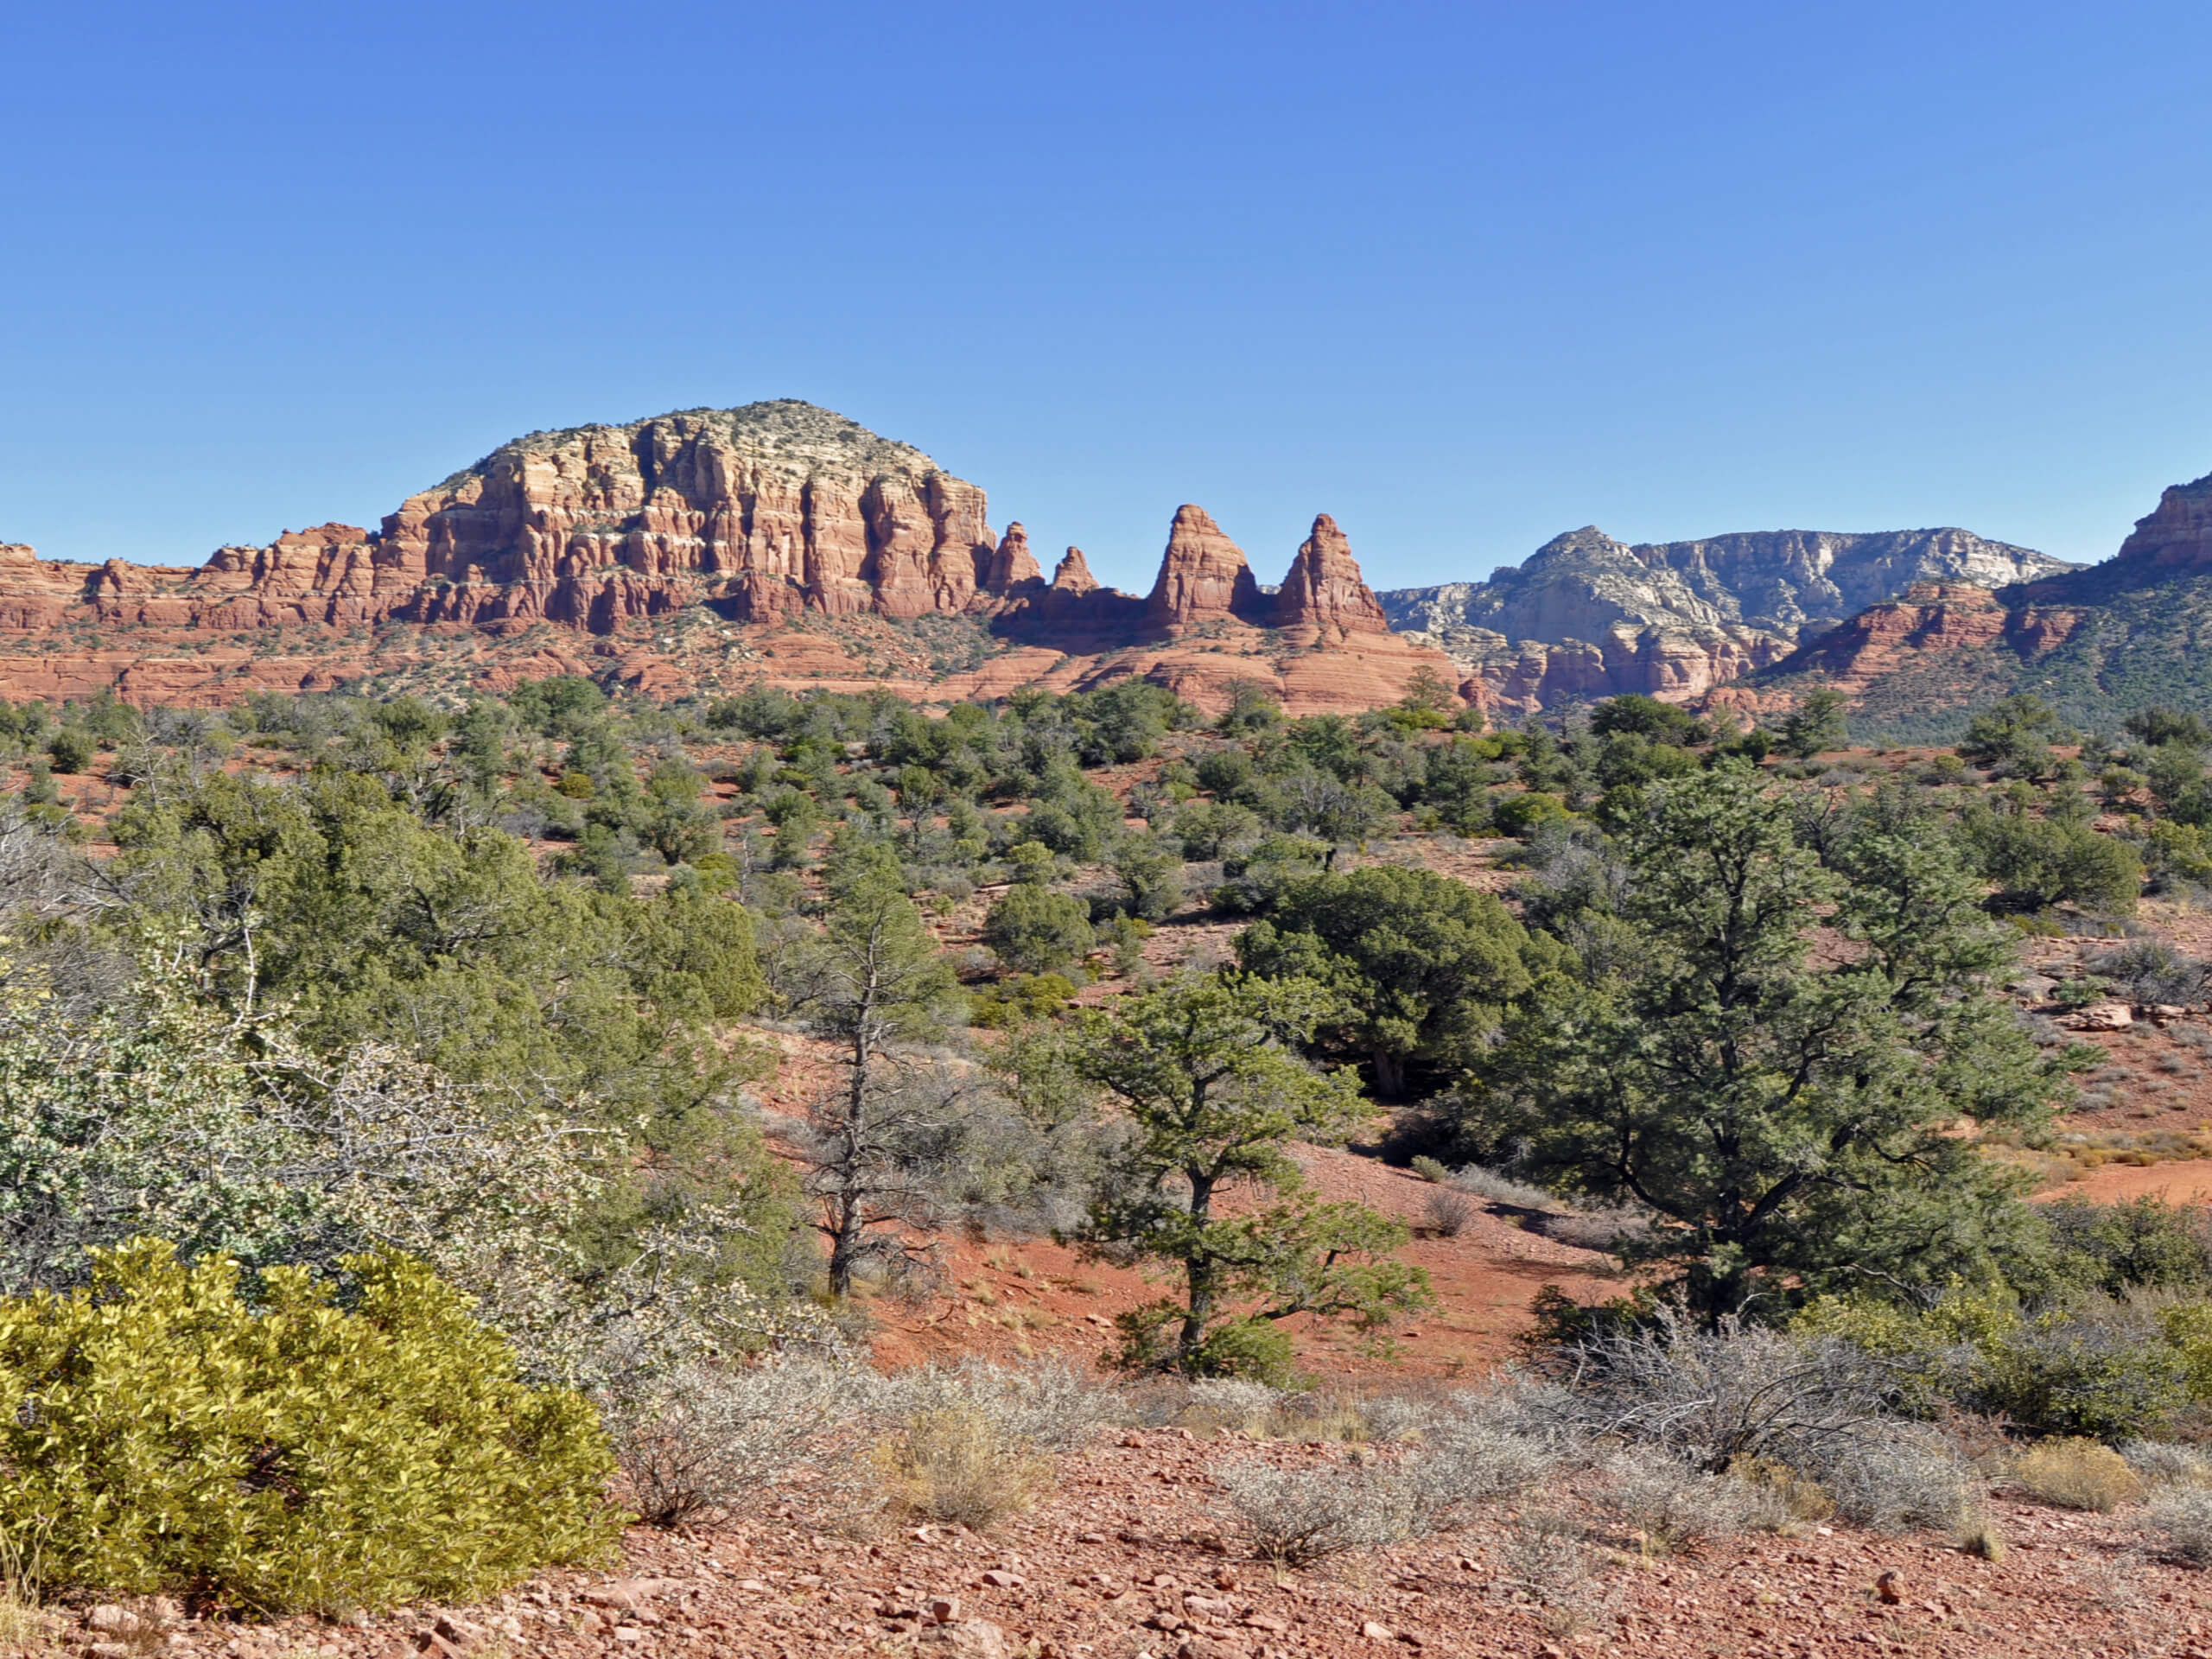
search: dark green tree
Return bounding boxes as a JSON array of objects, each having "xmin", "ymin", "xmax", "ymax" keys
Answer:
[
  {"xmin": 982, "ymin": 884, "xmax": 1095, "ymax": 976},
  {"xmin": 1067, "ymin": 974, "xmax": 1430, "ymax": 1379},
  {"xmin": 1777, "ymin": 688, "xmax": 1850, "ymax": 760},
  {"xmin": 1960, "ymin": 695, "xmax": 2069, "ymax": 779},
  {"xmin": 1465, "ymin": 765, "xmax": 2082, "ymax": 1321},
  {"xmin": 1236, "ymin": 865, "xmax": 1554, "ymax": 1098}
]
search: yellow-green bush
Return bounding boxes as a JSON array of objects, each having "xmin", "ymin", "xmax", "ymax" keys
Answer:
[
  {"xmin": 1796, "ymin": 1286, "xmax": 2192, "ymax": 1440},
  {"xmin": 2012, "ymin": 1439, "xmax": 2143, "ymax": 1511},
  {"xmin": 0, "ymin": 1239, "xmax": 622, "ymax": 1614},
  {"xmin": 2158, "ymin": 1301, "xmax": 2212, "ymax": 1398}
]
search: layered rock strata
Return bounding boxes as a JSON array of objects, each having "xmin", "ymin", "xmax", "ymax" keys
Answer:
[{"xmin": 0, "ymin": 402, "xmax": 1450, "ymax": 714}]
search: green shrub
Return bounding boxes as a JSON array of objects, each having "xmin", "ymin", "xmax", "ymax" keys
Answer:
[
  {"xmin": 0, "ymin": 1238, "xmax": 621, "ymax": 1614},
  {"xmin": 1491, "ymin": 790, "xmax": 1569, "ymax": 838},
  {"xmin": 1799, "ymin": 1286, "xmax": 2192, "ymax": 1439},
  {"xmin": 43, "ymin": 728, "xmax": 93, "ymax": 774},
  {"xmin": 982, "ymin": 884, "xmax": 1094, "ymax": 975}
]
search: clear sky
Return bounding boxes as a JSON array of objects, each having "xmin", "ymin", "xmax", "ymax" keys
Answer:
[{"xmin": 4, "ymin": 1, "xmax": 2209, "ymax": 594}]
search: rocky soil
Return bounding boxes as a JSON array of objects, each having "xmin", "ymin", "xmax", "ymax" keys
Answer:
[{"xmin": 54, "ymin": 1435, "xmax": 2212, "ymax": 1659}]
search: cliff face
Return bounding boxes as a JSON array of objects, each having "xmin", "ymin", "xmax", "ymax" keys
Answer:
[
  {"xmin": 1381, "ymin": 523, "xmax": 2070, "ymax": 715},
  {"xmin": 2101, "ymin": 469, "xmax": 2212, "ymax": 573},
  {"xmin": 0, "ymin": 402, "xmax": 1448, "ymax": 715}
]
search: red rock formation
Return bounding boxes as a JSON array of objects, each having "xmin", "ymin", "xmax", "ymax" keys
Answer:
[
  {"xmin": 1764, "ymin": 582, "xmax": 2084, "ymax": 696},
  {"xmin": 1274, "ymin": 513, "xmax": 1389, "ymax": 637},
  {"xmin": 0, "ymin": 408, "xmax": 1458, "ymax": 717},
  {"xmin": 982, "ymin": 523, "xmax": 1043, "ymax": 595},
  {"xmin": 1050, "ymin": 548, "xmax": 1098, "ymax": 594},
  {"xmin": 1144, "ymin": 505, "xmax": 1265, "ymax": 629},
  {"xmin": 2111, "ymin": 471, "xmax": 2212, "ymax": 571}
]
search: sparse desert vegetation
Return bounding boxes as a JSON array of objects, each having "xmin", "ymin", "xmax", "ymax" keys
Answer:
[{"xmin": 1, "ymin": 678, "xmax": 2211, "ymax": 1653}]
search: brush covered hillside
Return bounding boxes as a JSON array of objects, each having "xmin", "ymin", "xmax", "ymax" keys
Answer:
[
  {"xmin": 1380, "ymin": 525, "xmax": 2069, "ymax": 716},
  {"xmin": 13, "ymin": 673, "xmax": 2212, "ymax": 1655},
  {"xmin": 1758, "ymin": 468, "xmax": 2212, "ymax": 741},
  {"xmin": 0, "ymin": 401, "xmax": 1451, "ymax": 716}
]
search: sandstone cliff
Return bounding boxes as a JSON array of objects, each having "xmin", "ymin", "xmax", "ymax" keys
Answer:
[{"xmin": 0, "ymin": 403, "xmax": 1445, "ymax": 715}]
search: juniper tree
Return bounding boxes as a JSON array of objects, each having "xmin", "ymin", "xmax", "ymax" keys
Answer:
[
  {"xmin": 1065, "ymin": 973, "xmax": 1429, "ymax": 1380},
  {"xmin": 1464, "ymin": 764, "xmax": 2084, "ymax": 1322}
]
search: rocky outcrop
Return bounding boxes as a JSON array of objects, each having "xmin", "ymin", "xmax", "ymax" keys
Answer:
[
  {"xmin": 2106, "ymin": 469, "xmax": 2212, "ymax": 573},
  {"xmin": 1274, "ymin": 513, "xmax": 1389, "ymax": 637},
  {"xmin": 1144, "ymin": 505, "xmax": 1267, "ymax": 629},
  {"xmin": 1382, "ymin": 522, "xmax": 2070, "ymax": 713},
  {"xmin": 372, "ymin": 403, "xmax": 1007, "ymax": 627},
  {"xmin": 1050, "ymin": 548, "xmax": 1098, "ymax": 595},
  {"xmin": 1763, "ymin": 583, "xmax": 2075, "ymax": 694},
  {"xmin": 0, "ymin": 405, "xmax": 1436, "ymax": 715},
  {"xmin": 982, "ymin": 523, "xmax": 1044, "ymax": 594}
]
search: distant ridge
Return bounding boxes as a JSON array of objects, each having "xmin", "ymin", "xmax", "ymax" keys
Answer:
[{"xmin": 1378, "ymin": 525, "xmax": 2071, "ymax": 715}]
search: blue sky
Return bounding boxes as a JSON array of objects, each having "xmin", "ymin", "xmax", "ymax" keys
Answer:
[{"xmin": 3, "ymin": 1, "xmax": 2209, "ymax": 593}]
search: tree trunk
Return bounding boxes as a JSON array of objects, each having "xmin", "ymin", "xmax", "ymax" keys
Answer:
[
  {"xmin": 1371, "ymin": 1047, "xmax": 1406, "ymax": 1101},
  {"xmin": 1175, "ymin": 1170, "xmax": 1217, "ymax": 1369}
]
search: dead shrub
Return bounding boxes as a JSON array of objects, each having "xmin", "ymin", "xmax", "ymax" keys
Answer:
[
  {"xmin": 2143, "ymin": 1486, "xmax": 2212, "ymax": 1565},
  {"xmin": 2123, "ymin": 1440, "xmax": 2212, "ymax": 1488},
  {"xmin": 1594, "ymin": 1448, "xmax": 1781, "ymax": 1552},
  {"xmin": 1804, "ymin": 1425, "xmax": 1984, "ymax": 1535},
  {"xmin": 1536, "ymin": 1310, "xmax": 1897, "ymax": 1475},
  {"xmin": 605, "ymin": 1358, "xmax": 870, "ymax": 1528},
  {"xmin": 871, "ymin": 1356, "xmax": 1118, "ymax": 1452},
  {"xmin": 2012, "ymin": 1439, "xmax": 2145, "ymax": 1512},
  {"xmin": 1391, "ymin": 1392, "xmax": 1566, "ymax": 1532},
  {"xmin": 1497, "ymin": 1509, "xmax": 1620, "ymax": 1640},
  {"xmin": 1445, "ymin": 1164, "xmax": 1557, "ymax": 1210},
  {"xmin": 1216, "ymin": 1459, "xmax": 1407, "ymax": 1566},
  {"xmin": 1422, "ymin": 1186, "xmax": 1475, "ymax": 1238}
]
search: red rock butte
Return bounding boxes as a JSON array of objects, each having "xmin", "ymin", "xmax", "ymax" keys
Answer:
[{"xmin": 0, "ymin": 400, "xmax": 1458, "ymax": 714}]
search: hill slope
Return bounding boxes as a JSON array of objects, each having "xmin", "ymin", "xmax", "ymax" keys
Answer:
[{"xmin": 1756, "ymin": 469, "xmax": 2212, "ymax": 738}]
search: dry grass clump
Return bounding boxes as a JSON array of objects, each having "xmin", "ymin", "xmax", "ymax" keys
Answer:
[
  {"xmin": 2012, "ymin": 1439, "xmax": 2145, "ymax": 1512},
  {"xmin": 1182, "ymin": 1378, "xmax": 1286, "ymax": 1437},
  {"xmin": 1422, "ymin": 1185, "xmax": 1475, "ymax": 1237},
  {"xmin": 0, "ymin": 1534, "xmax": 50, "ymax": 1656},
  {"xmin": 610, "ymin": 1354, "xmax": 1113, "ymax": 1532},
  {"xmin": 1733, "ymin": 1456, "xmax": 1837, "ymax": 1523},
  {"xmin": 876, "ymin": 1406, "xmax": 1051, "ymax": 1530}
]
